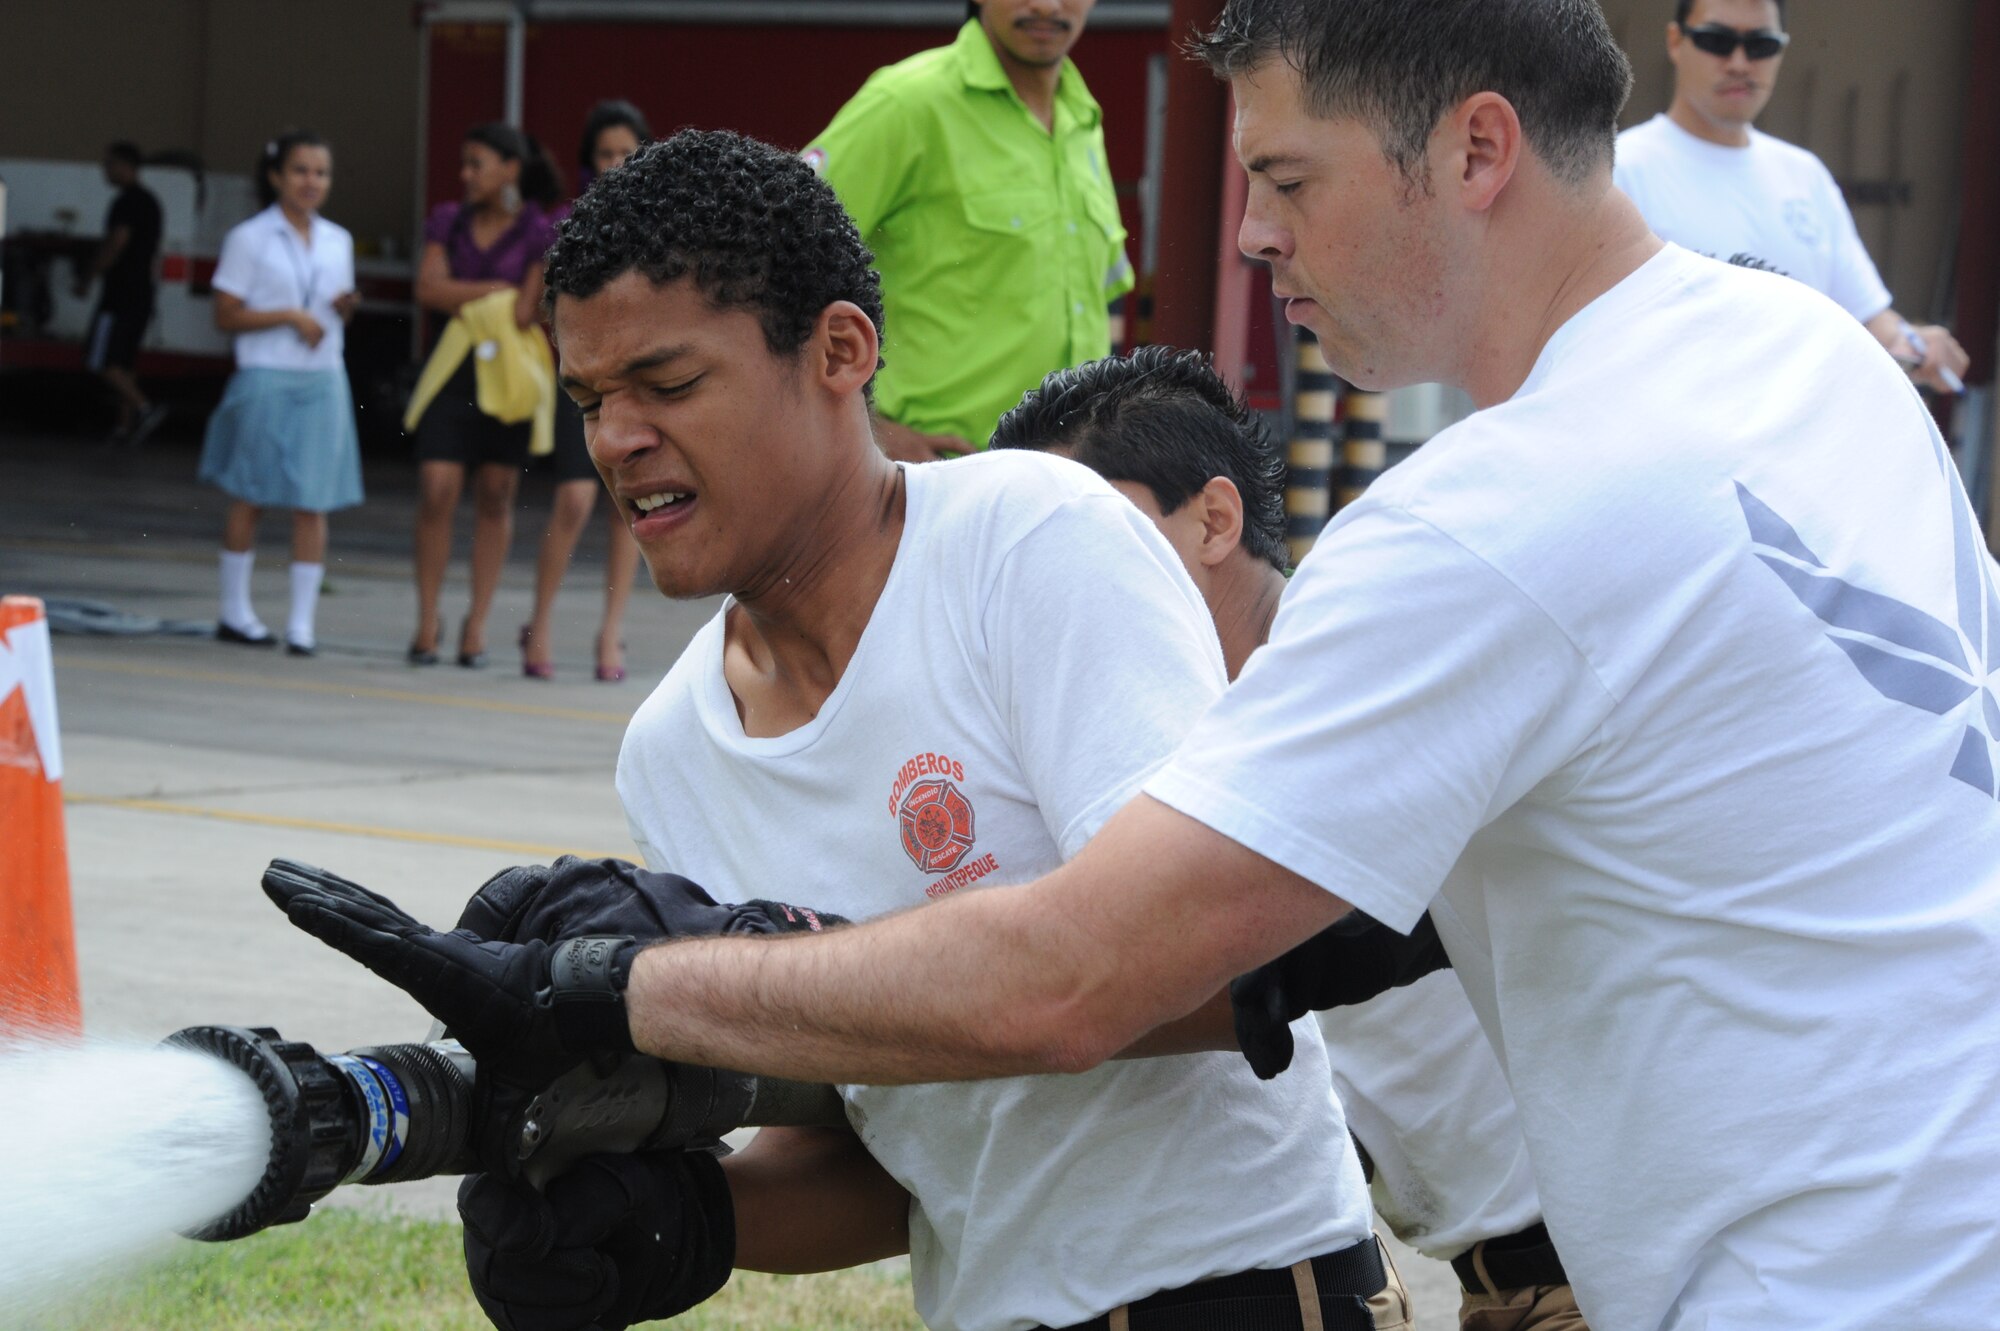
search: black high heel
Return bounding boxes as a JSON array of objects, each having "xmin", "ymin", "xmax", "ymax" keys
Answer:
[{"xmin": 457, "ymin": 620, "xmax": 488, "ymax": 669}]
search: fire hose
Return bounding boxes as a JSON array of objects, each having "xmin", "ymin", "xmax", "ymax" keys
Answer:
[{"xmin": 165, "ymin": 1027, "xmax": 844, "ymax": 1242}]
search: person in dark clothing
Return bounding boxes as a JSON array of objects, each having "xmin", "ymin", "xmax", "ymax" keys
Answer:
[{"xmin": 76, "ymin": 141, "xmax": 167, "ymax": 442}]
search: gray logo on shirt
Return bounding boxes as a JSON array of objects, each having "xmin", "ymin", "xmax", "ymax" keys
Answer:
[{"xmin": 1740, "ymin": 464, "xmax": 2000, "ymax": 797}]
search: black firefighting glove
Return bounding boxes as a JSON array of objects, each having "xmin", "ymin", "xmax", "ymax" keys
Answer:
[
  {"xmin": 1231, "ymin": 910, "xmax": 1452, "ymax": 1080},
  {"xmin": 454, "ymin": 856, "xmax": 844, "ymax": 947},
  {"xmin": 265, "ymin": 859, "xmax": 643, "ymax": 1091},
  {"xmin": 458, "ymin": 1150, "xmax": 734, "ymax": 1331}
]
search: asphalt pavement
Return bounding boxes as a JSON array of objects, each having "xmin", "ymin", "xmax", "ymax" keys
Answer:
[{"xmin": 0, "ymin": 425, "xmax": 1461, "ymax": 1322}]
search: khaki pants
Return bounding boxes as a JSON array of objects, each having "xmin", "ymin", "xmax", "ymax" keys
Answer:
[
  {"xmin": 1458, "ymin": 1282, "xmax": 1587, "ymax": 1331},
  {"xmin": 1367, "ymin": 1237, "xmax": 1415, "ymax": 1331}
]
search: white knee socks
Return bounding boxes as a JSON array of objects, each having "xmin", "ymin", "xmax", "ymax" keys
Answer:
[
  {"xmin": 217, "ymin": 549, "xmax": 266, "ymax": 636},
  {"xmin": 288, "ymin": 562, "xmax": 325, "ymax": 649}
]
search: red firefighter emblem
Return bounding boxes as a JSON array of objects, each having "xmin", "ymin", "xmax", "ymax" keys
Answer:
[{"xmin": 897, "ymin": 777, "xmax": 976, "ymax": 874}]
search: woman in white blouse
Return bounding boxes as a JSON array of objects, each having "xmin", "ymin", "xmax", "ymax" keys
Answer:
[{"xmin": 198, "ymin": 130, "xmax": 363, "ymax": 655}]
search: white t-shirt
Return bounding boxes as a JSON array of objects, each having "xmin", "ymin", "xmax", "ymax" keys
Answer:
[
  {"xmin": 1319, "ymin": 972, "xmax": 1542, "ymax": 1261},
  {"xmin": 1148, "ymin": 245, "xmax": 2000, "ymax": 1331},
  {"xmin": 1614, "ymin": 114, "xmax": 1893, "ymax": 321},
  {"xmin": 618, "ymin": 450, "xmax": 1371, "ymax": 1331},
  {"xmin": 211, "ymin": 205, "xmax": 354, "ymax": 370}
]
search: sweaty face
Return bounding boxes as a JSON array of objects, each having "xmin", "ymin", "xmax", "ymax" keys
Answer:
[
  {"xmin": 977, "ymin": 0, "xmax": 1095, "ymax": 70},
  {"xmin": 274, "ymin": 146, "xmax": 332, "ymax": 215},
  {"xmin": 591, "ymin": 124, "xmax": 642, "ymax": 175},
  {"xmin": 1232, "ymin": 63, "xmax": 1455, "ymax": 392},
  {"xmin": 554, "ymin": 272, "xmax": 829, "ymax": 600},
  {"xmin": 459, "ymin": 142, "xmax": 517, "ymax": 208},
  {"xmin": 1670, "ymin": 0, "xmax": 1786, "ymax": 133}
]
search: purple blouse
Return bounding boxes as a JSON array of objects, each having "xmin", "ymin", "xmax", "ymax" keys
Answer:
[{"xmin": 423, "ymin": 201, "xmax": 559, "ymax": 285}]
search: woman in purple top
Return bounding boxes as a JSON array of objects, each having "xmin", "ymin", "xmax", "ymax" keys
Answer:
[
  {"xmin": 406, "ymin": 122, "xmax": 560, "ymax": 667},
  {"xmin": 520, "ymin": 100, "xmax": 651, "ymax": 684}
]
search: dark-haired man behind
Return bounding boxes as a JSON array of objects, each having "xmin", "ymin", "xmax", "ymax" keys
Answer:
[
  {"xmin": 76, "ymin": 141, "xmax": 167, "ymax": 442},
  {"xmin": 455, "ymin": 130, "xmax": 1385, "ymax": 1331},
  {"xmin": 994, "ymin": 348, "xmax": 1581, "ymax": 1331},
  {"xmin": 274, "ymin": 5, "xmax": 2000, "ymax": 1328},
  {"xmin": 803, "ymin": 0, "xmax": 1131, "ymax": 461},
  {"xmin": 1614, "ymin": 0, "xmax": 1968, "ymax": 391}
]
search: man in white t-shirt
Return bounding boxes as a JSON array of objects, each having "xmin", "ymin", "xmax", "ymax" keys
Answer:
[
  {"xmin": 1614, "ymin": 0, "xmax": 1969, "ymax": 393},
  {"xmin": 276, "ymin": 6, "xmax": 2000, "ymax": 1330},
  {"xmin": 447, "ymin": 129, "xmax": 1385, "ymax": 1331},
  {"xmin": 993, "ymin": 346, "xmax": 1577, "ymax": 1331}
]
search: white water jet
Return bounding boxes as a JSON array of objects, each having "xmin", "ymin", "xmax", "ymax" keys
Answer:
[{"xmin": 0, "ymin": 1037, "xmax": 271, "ymax": 1323}]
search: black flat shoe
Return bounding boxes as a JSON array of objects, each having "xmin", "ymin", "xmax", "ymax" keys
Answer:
[
  {"xmin": 457, "ymin": 649, "xmax": 488, "ymax": 669},
  {"xmin": 286, "ymin": 640, "xmax": 316, "ymax": 658},
  {"xmin": 407, "ymin": 644, "xmax": 441, "ymax": 666},
  {"xmin": 217, "ymin": 622, "xmax": 277, "ymax": 647}
]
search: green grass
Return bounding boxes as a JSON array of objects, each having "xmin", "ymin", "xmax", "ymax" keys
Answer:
[{"xmin": 24, "ymin": 1210, "xmax": 924, "ymax": 1331}]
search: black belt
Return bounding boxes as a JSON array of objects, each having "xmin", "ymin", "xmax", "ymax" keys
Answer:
[
  {"xmin": 1450, "ymin": 1221, "xmax": 1569, "ymax": 1295},
  {"xmin": 1045, "ymin": 1238, "xmax": 1386, "ymax": 1331}
]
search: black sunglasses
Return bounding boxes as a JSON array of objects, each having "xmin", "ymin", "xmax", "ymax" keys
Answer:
[{"xmin": 1680, "ymin": 23, "xmax": 1791, "ymax": 60}]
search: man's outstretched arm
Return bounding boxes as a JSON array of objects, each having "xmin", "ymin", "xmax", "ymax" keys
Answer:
[{"xmin": 622, "ymin": 796, "xmax": 1350, "ymax": 1085}]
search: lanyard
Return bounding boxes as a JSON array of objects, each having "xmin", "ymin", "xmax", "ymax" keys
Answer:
[{"xmin": 277, "ymin": 218, "xmax": 320, "ymax": 310}]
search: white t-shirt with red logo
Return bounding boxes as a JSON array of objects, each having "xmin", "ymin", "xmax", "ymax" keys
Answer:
[{"xmin": 617, "ymin": 450, "xmax": 1371, "ymax": 1331}]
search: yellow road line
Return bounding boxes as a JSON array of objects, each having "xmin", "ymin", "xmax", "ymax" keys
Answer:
[
  {"xmin": 65, "ymin": 794, "xmax": 626, "ymax": 860},
  {"xmin": 59, "ymin": 657, "xmax": 632, "ymax": 724}
]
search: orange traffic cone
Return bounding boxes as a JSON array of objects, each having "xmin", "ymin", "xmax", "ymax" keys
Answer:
[{"xmin": 0, "ymin": 596, "xmax": 82, "ymax": 1035}]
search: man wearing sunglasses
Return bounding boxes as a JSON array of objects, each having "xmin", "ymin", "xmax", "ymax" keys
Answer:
[{"xmin": 1615, "ymin": 0, "xmax": 1970, "ymax": 394}]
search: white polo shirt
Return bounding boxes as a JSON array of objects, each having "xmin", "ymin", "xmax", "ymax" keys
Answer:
[
  {"xmin": 210, "ymin": 204, "xmax": 354, "ymax": 371},
  {"xmin": 619, "ymin": 451, "xmax": 1372, "ymax": 1331},
  {"xmin": 1149, "ymin": 246, "xmax": 2000, "ymax": 1330},
  {"xmin": 1615, "ymin": 114, "xmax": 1893, "ymax": 320}
]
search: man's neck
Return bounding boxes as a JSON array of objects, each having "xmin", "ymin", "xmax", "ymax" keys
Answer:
[
  {"xmin": 981, "ymin": 26, "xmax": 1062, "ymax": 131},
  {"xmin": 1456, "ymin": 184, "xmax": 1664, "ymax": 409},
  {"xmin": 724, "ymin": 441, "xmax": 906, "ymax": 733},
  {"xmin": 1667, "ymin": 95, "xmax": 1752, "ymax": 148},
  {"xmin": 1213, "ymin": 557, "xmax": 1288, "ymax": 681}
]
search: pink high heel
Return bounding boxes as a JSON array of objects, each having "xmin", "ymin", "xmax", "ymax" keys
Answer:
[
  {"xmin": 520, "ymin": 624, "xmax": 555, "ymax": 680},
  {"xmin": 595, "ymin": 639, "xmax": 627, "ymax": 683}
]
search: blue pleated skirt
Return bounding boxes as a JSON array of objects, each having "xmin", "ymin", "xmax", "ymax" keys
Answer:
[{"xmin": 198, "ymin": 366, "xmax": 364, "ymax": 512}]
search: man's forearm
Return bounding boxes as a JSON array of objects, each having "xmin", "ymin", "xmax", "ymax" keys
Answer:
[
  {"xmin": 621, "ymin": 796, "xmax": 1347, "ymax": 1085},
  {"xmin": 626, "ymin": 879, "xmax": 1102, "ymax": 1084},
  {"xmin": 1118, "ymin": 987, "xmax": 1238, "ymax": 1058},
  {"xmin": 724, "ymin": 1126, "xmax": 910, "ymax": 1274}
]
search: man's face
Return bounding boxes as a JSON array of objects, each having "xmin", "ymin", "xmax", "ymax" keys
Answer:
[
  {"xmin": 1669, "ymin": 0, "xmax": 1786, "ymax": 132},
  {"xmin": 1232, "ymin": 63, "xmax": 1458, "ymax": 391},
  {"xmin": 102, "ymin": 155, "xmax": 134, "ymax": 187},
  {"xmin": 976, "ymin": 0, "xmax": 1096, "ymax": 70},
  {"xmin": 555, "ymin": 273, "xmax": 835, "ymax": 600}
]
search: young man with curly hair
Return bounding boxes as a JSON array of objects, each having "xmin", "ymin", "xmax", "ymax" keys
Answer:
[{"xmin": 452, "ymin": 129, "xmax": 1392, "ymax": 1331}]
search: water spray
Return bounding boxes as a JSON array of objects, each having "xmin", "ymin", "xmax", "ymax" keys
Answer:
[{"xmin": 167, "ymin": 1025, "xmax": 845, "ymax": 1242}]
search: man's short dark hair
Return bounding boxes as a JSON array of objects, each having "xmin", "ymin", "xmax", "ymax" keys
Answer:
[
  {"xmin": 1195, "ymin": 0, "xmax": 1634, "ymax": 188},
  {"xmin": 1674, "ymin": 0, "xmax": 1785, "ymax": 25},
  {"xmin": 104, "ymin": 141, "xmax": 142, "ymax": 167},
  {"xmin": 543, "ymin": 129, "xmax": 885, "ymax": 390},
  {"xmin": 991, "ymin": 347, "xmax": 1289, "ymax": 572}
]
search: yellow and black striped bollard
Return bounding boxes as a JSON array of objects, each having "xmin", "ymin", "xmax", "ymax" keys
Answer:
[
  {"xmin": 1286, "ymin": 329, "xmax": 1338, "ymax": 565},
  {"xmin": 1338, "ymin": 388, "xmax": 1388, "ymax": 511}
]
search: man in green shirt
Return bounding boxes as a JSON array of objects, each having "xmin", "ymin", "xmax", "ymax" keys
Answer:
[{"xmin": 805, "ymin": 0, "xmax": 1133, "ymax": 460}]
